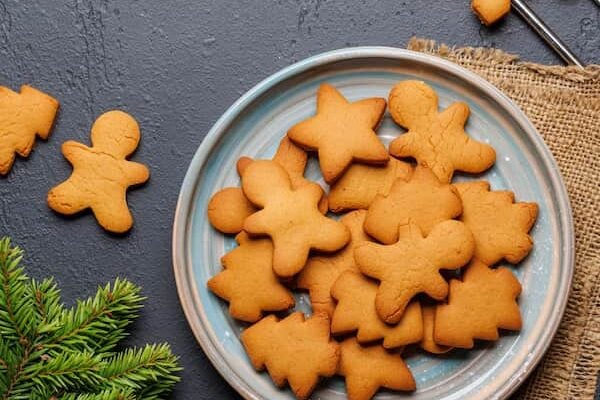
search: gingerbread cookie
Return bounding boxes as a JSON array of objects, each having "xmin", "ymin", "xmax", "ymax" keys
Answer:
[
  {"xmin": 338, "ymin": 338, "xmax": 415, "ymax": 400},
  {"xmin": 297, "ymin": 210, "xmax": 369, "ymax": 316},
  {"xmin": 331, "ymin": 271, "xmax": 423, "ymax": 348},
  {"xmin": 435, "ymin": 259, "xmax": 522, "ymax": 348},
  {"xmin": 47, "ymin": 111, "xmax": 149, "ymax": 233},
  {"xmin": 288, "ymin": 83, "xmax": 388, "ymax": 184},
  {"xmin": 241, "ymin": 160, "xmax": 349, "ymax": 277},
  {"xmin": 454, "ymin": 181, "xmax": 538, "ymax": 265},
  {"xmin": 364, "ymin": 166, "xmax": 462, "ymax": 244},
  {"xmin": 207, "ymin": 232, "xmax": 294, "ymax": 322},
  {"xmin": 355, "ymin": 221, "xmax": 474, "ymax": 324},
  {"xmin": 328, "ymin": 157, "xmax": 412, "ymax": 212},
  {"xmin": 388, "ymin": 80, "xmax": 496, "ymax": 183},
  {"xmin": 207, "ymin": 187, "xmax": 257, "ymax": 234},
  {"xmin": 0, "ymin": 85, "xmax": 59, "ymax": 175},
  {"xmin": 420, "ymin": 305, "xmax": 452, "ymax": 354},
  {"xmin": 472, "ymin": 0, "xmax": 511, "ymax": 26},
  {"xmin": 241, "ymin": 312, "xmax": 339, "ymax": 400}
]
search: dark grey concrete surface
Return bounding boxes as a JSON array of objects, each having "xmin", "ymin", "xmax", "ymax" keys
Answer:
[{"xmin": 0, "ymin": 1, "xmax": 598, "ymax": 399}]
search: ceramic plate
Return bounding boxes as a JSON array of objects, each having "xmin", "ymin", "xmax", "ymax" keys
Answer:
[{"xmin": 172, "ymin": 47, "xmax": 573, "ymax": 400}]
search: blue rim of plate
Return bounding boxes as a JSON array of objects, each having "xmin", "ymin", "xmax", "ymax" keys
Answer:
[{"xmin": 172, "ymin": 47, "xmax": 574, "ymax": 400}]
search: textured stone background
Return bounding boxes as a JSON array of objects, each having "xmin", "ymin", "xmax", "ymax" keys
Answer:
[{"xmin": 0, "ymin": 1, "xmax": 598, "ymax": 399}]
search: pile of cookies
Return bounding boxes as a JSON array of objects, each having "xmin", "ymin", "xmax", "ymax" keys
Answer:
[{"xmin": 207, "ymin": 81, "xmax": 538, "ymax": 400}]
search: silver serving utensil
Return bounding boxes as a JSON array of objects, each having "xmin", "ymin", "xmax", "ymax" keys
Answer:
[{"xmin": 512, "ymin": 0, "xmax": 585, "ymax": 67}]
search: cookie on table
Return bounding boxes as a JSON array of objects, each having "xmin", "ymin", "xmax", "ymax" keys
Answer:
[
  {"xmin": 241, "ymin": 160, "xmax": 349, "ymax": 277},
  {"xmin": 388, "ymin": 80, "xmax": 496, "ymax": 183},
  {"xmin": 207, "ymin": 232, "xmax": 294, "ymax": 322},
  {"xmin": 297, "ymin": 210, "xmax": 369, "ymax": 317},
  {"xmin": 364, "ymin": 165, "xmax": 462, "ymax": 245},
  {"xmin": 472, "ymin": 0, "xmax": 511, "ymax": 26},
  {"xmin": 288, "ymin": 83, "xmax": 388, "ymax": 184},
  {"xmin": 208, "ymin": 137, "xmax": 326, "ymax": 234},
  {"xmin": 47, "ymin": 111, "xmax": 149, "ymax": 233},
  {"xmin": 420, "ymin": 304, "xmax": 452, "ymax": 354},
  {"xmin": 241, "ymin": 312, "xmax": 340, "ymax": 400},
  {"xmin": 454, "ymin": 181, "xmax": 538, "ymax": 265},
  {"xmin": 338, "ymin": 338, "xmax": 415, "ymax": 400},
  {"xmin": 435, "ymin": 259, "xmax": 522, "ymax": 349},
  {"xmin": 0, "ymin": 85, "xmax": 59, "ymax": 175},
  {"xmin": 328, "ymin": 157, "xmax": 412, "ymax": 212},
  {"xmin": 331, "ymin": 271, "xmax": 423, "ymax": 348},
  {"xmin": 355, "ymin": 221, "xmax": 475, "ymax": 324}
]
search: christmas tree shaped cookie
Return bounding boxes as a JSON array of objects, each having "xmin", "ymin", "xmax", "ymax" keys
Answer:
[
  {"xmin": 241, "ymin": 312, "xmax": 339, "ymax": 400},
  {"xmin": 207, "ymin": 232, "xmax": 295, "ymax": 322},
  {"xmin": 355, "ymin": 221, "xmax": 474, "ymax": 324},
  {"xmin": 288, "ymin": 83, "xmax": 388, "ymax": 184},
  {"xmin": 435, "ymin": 259, "xmax": 522, "ymax": 348},
  {"xmin": 388, "ymin": 80, "xmax": 496, "ymax": 183},
  {"xmin": 0, "ymin": 85, "xmax": 59, "ymax": 175}
]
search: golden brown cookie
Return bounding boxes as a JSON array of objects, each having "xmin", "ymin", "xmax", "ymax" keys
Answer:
[
  {"xmin": 208, "ymin": 137, "xmax": 326, "ymax": 234},
  {"xmin": 207, "ymin": 187, "xmax": 257, "ymax": 234},
  {"xmin": 207, "ymin": 232, "xmax": 295, "ymax": 322},
  {"xmin": 364, "ymin": 166, "xmax": 462, "ymax": 244},
  {"xmin": 338, "ymin": 338, "xmax": 415, "ymax": 400},
  {"xmin": 355, "ymin": 221, "xmax": 475, "ymax": 324},
  {"xmin": 454, "ymin": 181, "xmax": 538, "ymax": 265},
  {"xmin": 241, "ymin": 160, "xmax": 349, "ymax": 277},
  {"xmin": 297, "ymin": 210, "xmax": 369, "ymax": 316},
  {"xmin": 420, "ymin": 305, "xmax": 452, "ymax": 354},
  {"xmin": 435, "ymin": 259, "xmax": 522, "ymax": 348},
  {"xmin": 331, "ymin": 271, "xmax": 423, "ymax": 348},
  {"xmin": 472, "ymin": 0, "xmax": 510, "ymax": 26},
  {"xmin": 241, "ymin": 312, "xmax": 340, "ymax": 400},
  {"xmin": 288, "ymin": 83, "xmax": 388, "ymax": 184},
  {"xmin": 47, "ymin": 111, "xmax": 149, "ymax": 233},
  {"xmin": 328, "ymin": 157, "xmax": 412, "ymax": 212},
  {"xmin": 0, "ymin": 85, "xmax": 59, "ymax": 175},
  {"xmin": 388, "ymin": 80, "xmax": 496, "ymax": 183}
]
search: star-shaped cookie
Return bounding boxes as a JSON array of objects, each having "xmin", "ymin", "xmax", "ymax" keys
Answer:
[
  {"xmin": 434, "ymin": 259, "xmax": 522, "ymax": 348},
  {"xmin": 355, "ymin": 221, "xmax": 475, "ymax": 324},
  {"xmin": 388, "ymin": 80, "xmax": 496, "ymax": 183},
  {"xmin": 297, "ymin": 210, "xmax": 369, "ymax": 316},
  {"xmin": 338, "ymin": 338, "xmax": 415, "ymax": 400},
  {"xmin": 288, "ymin": 83, "xmax": 388, "ymax": 184},
  {"xmin": 241, "ymin": 160, "xmax": 350, "ymax": 277},
  {"xmin": 331, "ymin": 271, "xmax": 423, "ymax": 348},
  {"xmin": 241, "ymin": 312, "xmax": 340, "ymax": 400},
  {"xmin": 207, "ymin": 232, "xmax": 295, "ymax": 322},
  {"xmin": 454, "ymin": 181, "xmax": 538, "ymax": 264}
]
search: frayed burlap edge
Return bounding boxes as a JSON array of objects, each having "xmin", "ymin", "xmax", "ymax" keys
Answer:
[{"xmin": 407, "ymin": 37, "xmax": 600, "ymax": 400}]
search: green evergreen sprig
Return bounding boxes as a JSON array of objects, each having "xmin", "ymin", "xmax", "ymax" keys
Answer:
[{"xmin": 0, "ymin": 238, "xmax": 181, "ymax": 400}]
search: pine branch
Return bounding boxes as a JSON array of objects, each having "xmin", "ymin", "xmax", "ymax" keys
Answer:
[
  {"xmin": 31, "ymin": 278, "xmax": 64, "ymax": 335},
  {"xmin": 99, "ymin": 344, "xmax": 181, "ymax": 394},
  {"xmin": 42, "ymin": 279, "xmax": 144, "ymax": 355},
  {"xmin": 59, "ymin": 388, "xmax": 136, "ymax": 400}
]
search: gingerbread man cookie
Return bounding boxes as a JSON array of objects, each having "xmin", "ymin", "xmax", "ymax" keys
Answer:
[
  {"xmin": 355, "ymin": 221, "xmax": 475, "ymax": 324},
  {"xmin": 241, "ymin": 160, "xmax": 349, "ymax": 277},
  {"xmin": 435, "ymin": 259, "xmax": 522, "ymax": 348},
  {"xmin": 364, "ymin": 165, "xmax": 463, "ymax": 245},
  {"xmin": 47, "ymin": 111, "xmax": 149, "ymax": 233},
  {"xmin": 288, "ymin": 83, "xmax": 388, "ymax": 184},
  {"xmin": 328, "ymin": 157, "xmax": 412, "ymax": 212},
  {"xmin": 0, "ymin": 85, "xmax": 59, "ymax": 175},
  {"xmin": 297, "ymin": 210, "xmax": 369, "ymax": 316},
  {"xmin": 388, "ymin": 80, "xmax": 496, "ymax": 183},
  {"xmin": 454, "ymin": 181, "xmax": 538, "ymax": 264},
  {"xmin": 207, "ymin": 232, "xmax": 295, "ymax": 322},
  {"xmin": 331, "ymin": 271, "xmax": 423, "ymax": 348},
  {"xmin": 338, "ymin": 338, "xmax": 415, "ymax": 400},
  {"xmin": 241, "ymin": 312, "xmax": 340, "ymax": 400}
]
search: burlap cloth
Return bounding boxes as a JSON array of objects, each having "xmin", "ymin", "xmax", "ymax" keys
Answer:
[{"xmin": 407, "ymin": 38, "xmax": 599, "ymax": 400}]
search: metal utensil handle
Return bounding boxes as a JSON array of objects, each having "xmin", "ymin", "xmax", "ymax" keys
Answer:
[{"xmin": 512, "ymin": 0, "xmax": 584, "ymax": 68}]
